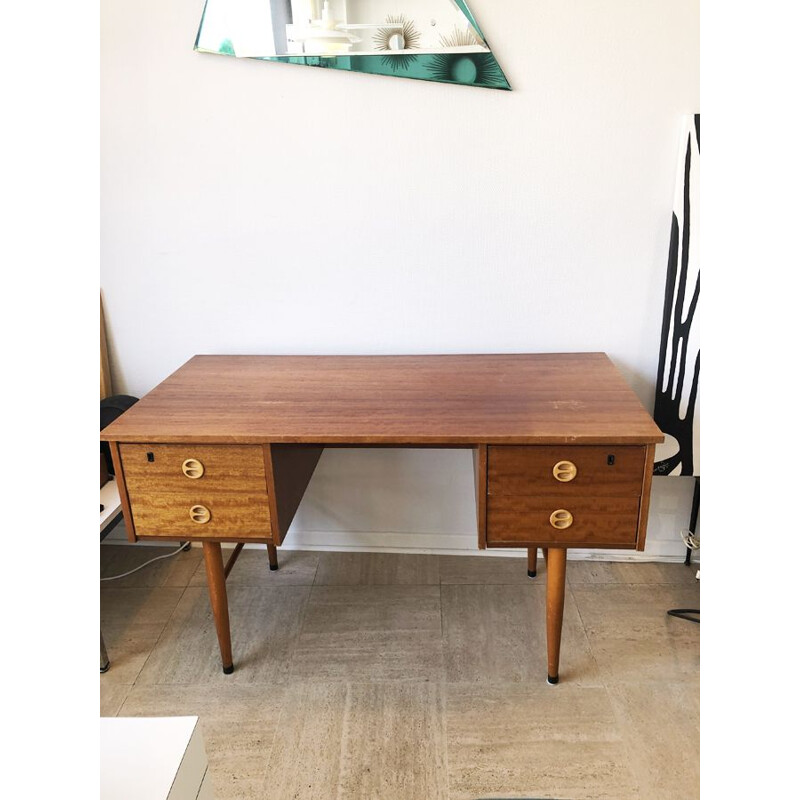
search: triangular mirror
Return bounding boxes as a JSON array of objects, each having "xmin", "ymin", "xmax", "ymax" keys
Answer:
[{"xmin": 195, "ymin": 0, "xmax": 510, "ymax": 90}]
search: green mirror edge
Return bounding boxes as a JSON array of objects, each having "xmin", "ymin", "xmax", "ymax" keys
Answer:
[
  {"xmin": 195, "ymin": 0, "xmax": 210, "ymax": 50},
  {"xmin": 193, "ymin": 0, "xmax": 511, "ymax": 90},
  {"xmin": 452, "ymin": 0, "xmax": 485, "ymax": 40},
  {"xmin": 194, "ymin": 47, "xmax": 510, "ymax": 90}
]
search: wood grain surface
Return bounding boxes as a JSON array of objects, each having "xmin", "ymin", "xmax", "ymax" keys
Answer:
[
  {"xmin": 120, "ymin": 444, "xmax": 269, "ymax": 495},
  {"xmin": 635, "ymin": 443, "xmax": 657, "ymax": 552},
  {"xmin": 109, "ymin": 441, "xmax": 137, "ymax": 542},
  {"xmin": 487, "ymin": 495, "xmax": 641, "ymax": 547},
  {"xmin": 202, "ymin": 542, "xmax": 233, "ymax": 671},
  {"xmin": 488, "ymin": 445, "xmax": 646, "ymax": 497},
  {"xmin": 126, "ymin": 491, "xmax": 271, "ymax": 539},
  {"xmin": 99, "ymin": 354, "xmax": 664, "ymax": 446},
  {"xmin": 119, "ymin": 443, "xmax": 272, "ymax": 540}
]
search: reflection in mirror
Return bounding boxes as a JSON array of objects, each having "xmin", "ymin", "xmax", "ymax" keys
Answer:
[{"xmin": 195, "ymin": 1, "xmax": 510, "ymax": 90}]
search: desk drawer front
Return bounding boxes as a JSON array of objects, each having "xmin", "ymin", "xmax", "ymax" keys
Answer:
[
  {"xmin": 488, "ymin": 445, "xmax": 645, "ymax": 497},
  {"xmin": 119, "ymin": 444, "xmax": 268, "ymax": 495},
  {"xmin": 127, "ymin": 491, "xmax": 272, "ymax": 538},
  {"xmin": 119, "ymin": 444, "xmax": 272, "ymax": 540},
  {"xmin": 487, "ymin": 495, "xmax": 640, "ymax": 547}
]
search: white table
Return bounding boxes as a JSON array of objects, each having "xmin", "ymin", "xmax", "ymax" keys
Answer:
[
  {"xmin": 100, "ymin": 716, "xmax": 213, "ymax": 799},
  {"xmin": 101, "ymin": 479, "xmax": 122, "ymax": 535}
]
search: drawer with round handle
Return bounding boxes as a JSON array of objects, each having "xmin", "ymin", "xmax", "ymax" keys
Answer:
[
  {"xmin": 488, "ymin": 445, "xmax": 646, "ymax": 496},
  {"xmin": 119, "ymin": 444, "xmax": 268, "ymax": 495},
  {"xmin": 118, "ymin": 443, "xmax": 272, "ymax": 540},
  {"xmin": 126, "ymin": 492, "xmax": 272, "ymax": 539},
  {"xmin": 486, "ymin": 494, "xmax": 641, "ymax": 547}
]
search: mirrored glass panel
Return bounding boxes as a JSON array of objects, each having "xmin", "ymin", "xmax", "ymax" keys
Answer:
[{"xmin": 195, "ymin": 1, "xmax": 510, "ymax": 90}]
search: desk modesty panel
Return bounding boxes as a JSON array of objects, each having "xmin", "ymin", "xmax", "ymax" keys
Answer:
[{"xmin": 101, "ymin": 353, "xmax": 664, "ymax": 683}]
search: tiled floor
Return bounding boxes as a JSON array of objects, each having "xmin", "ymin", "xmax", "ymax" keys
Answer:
[{"xmin": 100, "ymin": 546, "xmax": 700, "ymax": 800}]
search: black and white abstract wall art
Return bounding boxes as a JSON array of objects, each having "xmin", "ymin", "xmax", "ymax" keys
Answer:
[{"xmin": 653, "ymin": 114, "xmax": 700, "ymax": 477}]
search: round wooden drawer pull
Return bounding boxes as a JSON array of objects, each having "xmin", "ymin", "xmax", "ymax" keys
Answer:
[
  {"xmin": 549, "ymin": 509, "xmax": 574, "ymax": 529},
  {"xmin": 552, "ymin": 460, "xmax": 577, "ymax": 482},
  {"xmin": 182, "ymin": 459, "xmax": 205, "ymax": 479},
  {"xmin": 190, "ymin": 505, "xmax": 211, "ymax": 524}
]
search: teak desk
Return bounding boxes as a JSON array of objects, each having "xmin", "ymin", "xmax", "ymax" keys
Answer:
[{"xmin": 101, "ymin": 353, "xmax": 663, "ymax": 684}]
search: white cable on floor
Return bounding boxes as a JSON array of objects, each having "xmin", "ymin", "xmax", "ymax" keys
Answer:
[
  {"xmin": 680, "ymin": 528, "xmax": 700, "ymax": 550},
  {"xmin": 100, "ymin": 544, "xmax": 190, "ymax": 581}
]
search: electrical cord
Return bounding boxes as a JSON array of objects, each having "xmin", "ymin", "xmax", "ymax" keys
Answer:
[
  {"xmin": 680, "ymin": 528, "xmax": 700, "ymax": 551},
  {"xmin": 100, "ymin": 543, "xmax": 191, "ymax": 581},
  {"xmin": 667, "ymin": 608, "xmax": 699, "ymax": 624}
]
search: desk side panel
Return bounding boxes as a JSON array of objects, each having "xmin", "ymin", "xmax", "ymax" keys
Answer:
[
  {"xmin": 264, "ymin": 444, "xmax": 324, "ymax": 545},
  {"xmin": 109, "ymin": 442, "xmax": 137, "ymax": 542},
  {"xmin": 635, "ymin": 443, "xmax": 657, "ymax": 551}
]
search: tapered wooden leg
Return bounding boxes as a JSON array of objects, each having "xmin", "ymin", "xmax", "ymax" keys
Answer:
[
  {"xmin": 267, "ymin": 543, "xmax": 279, "ymax": 571},
  {"xmin": 527, "ymin": 547, "xmax": 538, "ymax": 578},
  {"xmin": 202, "ymin": 542, "xmax": 234, "ymax": 674},
  {"xmin": 542, "ymin": 547, "xmax": 549, "ymax": 571},
  {"xmin": 545, "ymin": 547, "xmax": 567, "ymax": 685}
]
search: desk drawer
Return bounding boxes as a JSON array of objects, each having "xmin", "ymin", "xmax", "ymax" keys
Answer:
[
  {"xmin": 488, "ymin": 445, "xmax": 646, "ymax": 497},
  {"xmin": 487, "ymin": 495, "xmax": 640, "ymax": 547},
  {"xmin": 119, "ymin": 443, "xmax": 272, "ymax": 540},
  {"xmin": 127, "ymin": 491, "xmax": 272, "ymax": 538},
  {"xmin": 119, "ymin": 444, "xmax": 268, "ymax": 495}
]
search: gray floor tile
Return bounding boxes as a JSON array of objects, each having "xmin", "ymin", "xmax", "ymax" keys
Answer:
[
  {"xmin": 263, "ymin": 682, "xmax": 448, "ymax": 800},
  {"xmin": 572, "ymin": 584, "xmax": 701, "ymax": 683},
  {"xmin": 314, "ymin": 550, "xmax": 439, "ymax": 585},
  {"xmin": 291, "ymin": 586, "xmax": 444, "ymax": 681},
  {"xmin": 441, "ymin": 584, "xmax": 601, "ymax": 685},
  {"xmin": 568, "ymin": 559, "xmax": 700, "ymax": 586},
  {"xmin": 439, "ymin": 553, "xmax": 534, "ymax": 584},
  {"xmin": 446, "ymin": 682, "xmax": 641, "ymax": 800},
  {"xmin": 301, "ymin": 585, "xmax": 441, "ymax": 633},
  {"xmin": 99, "ymin": 682, "xmax": 132, "ymax": 717},
  {"xmin": 189, "ymin": 547, "xmax": 319, "ymax": 587},
  {"xmin": 263, "ymin": 683, "xmax": 348, "ymax": 799},
  {"xmin": 338, "ymin": 682, "xmax": 448, "ymax": 800},
  {"xmin": 608, "ymin": 680, "xmax": 700, "ymax": 800},
  {"xmin": 100, "ymin": 586, "xmax": 185, "ymax": 684},
  {"xmin": 136, "ymin": 586, "xmax": 311, "ymax": 685}
]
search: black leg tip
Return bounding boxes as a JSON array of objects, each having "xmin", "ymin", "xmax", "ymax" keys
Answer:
[
  {"xmin": 269, "ymin": 564, "xmax": 279, "ymax": 571},
  {"xmin": 547, "ymin": 674, "xmax": 559, "ymax": 685},
  {"xmin": 223, "ymin": 664, "xmax": 234, "ymax": 675},
  {"xmin": 100, "ymin": 663, "xmax": 110, "ymax": 674},
  {"xmin": 527, "ymin": 569, "xmax": 537, "ymax": 578}
]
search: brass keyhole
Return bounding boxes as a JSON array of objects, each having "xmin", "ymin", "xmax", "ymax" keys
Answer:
[
  {"xmin": 182, "ymin": 459, "xmax": 205, "ymax": 479},
  {"xmin": 549, "ymin": 509, "xmax": 574, "ymax": 529},
  {"xmin": 552, "ymin": 460, "xmax": 577, "ymax": 482},
  {"xmin": 190, "ymin": 505, "xmax": 211, "ymax": 524}
]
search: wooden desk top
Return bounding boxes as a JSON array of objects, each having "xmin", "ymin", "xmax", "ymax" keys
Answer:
[{"xmin": 100, "ymin": 353, "xmax": 663, "ymax": 446}]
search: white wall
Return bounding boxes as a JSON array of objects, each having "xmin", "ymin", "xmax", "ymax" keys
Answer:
[{"xmin": 101, "ymin": 0, "xmax": 700, "ymax": 559}]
